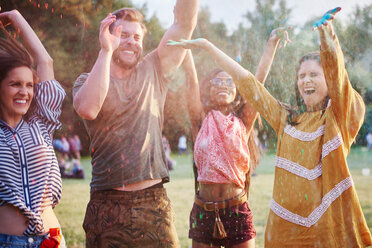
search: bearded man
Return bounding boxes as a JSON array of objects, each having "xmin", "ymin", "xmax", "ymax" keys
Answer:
[{"xmin": 73, "ymin": 2, "xmax": 198, "ymax": 247}]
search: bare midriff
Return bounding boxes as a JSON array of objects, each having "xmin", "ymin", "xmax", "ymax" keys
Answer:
[
  {"xmin": 199, "ymin": 182, "xmax": 244, "ymax": 202},
  {"xmin": 113, "ymin": 178, "xmax": 162, "ymax": 191},
  {"xmin": 0, "ymin": 204, "xmax": 60, "ymax": 235},
  {"xmin": 0, "ymin": 204, "xmax": 29, "ymax": 235}
]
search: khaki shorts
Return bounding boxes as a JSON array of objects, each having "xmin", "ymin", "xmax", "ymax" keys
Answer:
[{"xmin": 83, "ymin": 186, "xmax": 179, "ymax": 248}]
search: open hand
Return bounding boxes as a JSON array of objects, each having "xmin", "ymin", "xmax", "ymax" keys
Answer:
[
  {"xmin": 269, "ymin": 26, "xmax": 292, "ymax": 49},
  {"xmin": 167, "ymin": 38, "xmax": 207, "ymax": 49},
  {"xmin": 312, "ymin": 7, "xmax": 341, "ymax": 31},
  {"xmin": 99, "ymin": 13, "xmax": 122, "ymax": 52}
]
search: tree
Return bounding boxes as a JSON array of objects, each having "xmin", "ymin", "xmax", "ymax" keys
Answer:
[{"xmin": 1, "ymin": 0, "xmax": 165, "ymax": 154}]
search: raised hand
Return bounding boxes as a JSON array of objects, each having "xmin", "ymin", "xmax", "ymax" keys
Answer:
[
  {"xmin": 99, "ymin": 13, "xmax": 122, "ymax": 52},
  {"xmin": 312, "ymin": 7, "xmax": 341, "ymax": 31},
  {"xmin": 167, "ymin": 38, "xmax": 208, "ymax": 49},
  {"xmin": 0, "ymin": 9, "xmax": 55, "ymax": 80},
  {"xmin": 269, "ymin": 26, "xmax": 292, "ymax": 49},
  {"xmin": 0, "ymin": 9, "xmax": 19, "ymax": 28}
]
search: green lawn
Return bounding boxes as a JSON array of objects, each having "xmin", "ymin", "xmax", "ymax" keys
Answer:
[{"xmin": 55, "ymin": 148, "xmax": 372, "ymax": 248}]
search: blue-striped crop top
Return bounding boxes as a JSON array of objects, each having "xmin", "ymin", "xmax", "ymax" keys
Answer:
[{"xmin": 0, "ymin": 80, "xmax": 65, "ymax": 235}]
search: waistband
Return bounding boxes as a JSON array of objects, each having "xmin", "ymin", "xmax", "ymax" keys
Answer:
[
  {"xmin": 194, "ymin": 190, "xmax": 247, "ymax": 211},
  {"xmin": 91, "ymin": 184, "xmax": 166, "ymax": 201},
  {"xmin": 0, "ymin": 233, "xmax": 47, "ymax": 245}
]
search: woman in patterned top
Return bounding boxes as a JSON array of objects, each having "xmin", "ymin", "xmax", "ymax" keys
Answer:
[
  {"xmin": 176, "ymin": 28, "xmax": 290, "ymax": 248},
  {"xmin": 170, "ymin": 7, "xmax": 372, "ymax": 248},
  {"xmin": 0, "ymin": 10, "xmax": 65, "ymax": 247}
]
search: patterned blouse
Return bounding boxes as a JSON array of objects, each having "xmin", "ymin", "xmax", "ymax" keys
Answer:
[
  {"xmin": 194, "ymin": 110, "xmax": 250, "ymax": 189},
  {"xmin": 0, "ymin": 80, "xmax": 65, "ymax": 235}
]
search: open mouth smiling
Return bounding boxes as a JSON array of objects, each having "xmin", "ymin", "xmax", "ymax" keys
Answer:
[
  {"xmin": 304, "ymin": 88, "xmax": 315, "ymax": 95},
  {"xmin": 122, "ymin": 50, "xmax": 135, "ymax": 55},
  {"xmin": 14, "ymin": 99, "xmax": 27, "ymax": 104},
  {"xmin": 216, "ymin": 90, "xmax": 231, "ymax": 96}
]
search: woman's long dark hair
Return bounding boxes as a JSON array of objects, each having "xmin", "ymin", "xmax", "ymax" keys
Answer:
[
  {"xmin": 193, "ymin": 68, "xmax": 261, "ymax": 196},
  {"xmin": 0, "ymin": 26, "xmax": 36, "ymax": 121}
]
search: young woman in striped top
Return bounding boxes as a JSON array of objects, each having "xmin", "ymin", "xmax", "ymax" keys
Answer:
[{"xmin": 0, "ymin": 10, "xmax": 65, "ymax": 247}]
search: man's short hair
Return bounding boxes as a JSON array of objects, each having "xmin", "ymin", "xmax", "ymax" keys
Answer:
[{"xmin": 109, "ymin": 8, "xmax": 147, "ymax": 36}]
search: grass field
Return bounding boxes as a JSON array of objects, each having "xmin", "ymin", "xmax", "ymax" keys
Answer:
[{"xmin": 55, "ymin": 148, "xmax": 372, "ymax": 248}]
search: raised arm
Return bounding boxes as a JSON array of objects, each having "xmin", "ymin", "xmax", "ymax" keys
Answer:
[
  {"xmin": 182, "ymin": 50, "xmax": 204, "ymax": 141},
  {"xmin": 73, "ymin": 14, "xmax": 122, "ymax": 120},
  {"xmin": 167, "ymin": 38, "xmax": 285, "ymax": 133},
  {"xmin": 0, "ymin": 10, "xmax": 53, "ymax": 81},
  {"xmin": 157, "ymin": 0, "xmax": 198, "ymax": 76},
  {"xmin": 255, "ymin": 27, "xmax": 291, "ymax": 83},
  {"xmin": 314, "ymin": 7, "xmax": 365, "ymax": 147},
  {"xmin": 242, "ymin": 27, "xmax": 291, "ymax": 129}
]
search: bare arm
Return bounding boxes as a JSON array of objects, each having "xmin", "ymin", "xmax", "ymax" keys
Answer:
[
  {"xmin": 0, "ymin": 10, "xmax": 53, "ymax": 81},
  {"xmin": 157, "ymin": 0, "xmax": 198, "ymax": 76},
  {"xmin": 168, "ymin": 38, "xmax": 286, "ymax": 132},
  {"xmin": 243, "ymin": 27, "xmax": 291, "ymax": 128},
  {"xmin": 73, "ymin": 14, "xmax": 122, "ymax": 120},
  {"xmin": 255, "ymin": 27, "xmax": 290, "ymax": 83},
  {"xmin": 182, "ymin": 50, "xmax": 204, "ymax": 141}
]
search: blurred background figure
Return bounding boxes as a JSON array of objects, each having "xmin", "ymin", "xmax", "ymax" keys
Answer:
[
  {"xmin": 53, "ymin": 135, "xmax": 84, "ymax": 179},
  {"xmin": 68, "ymin": 135, "xmax": 84, "ymax": 179},
  {"xmin": 366, "ymin": 130, "xmax": 372, "ymax": 151},
  {"xmin": 178, "ymin": 134, "xmax": 188, "ymax": 155},
  {"xmin": 163, "ymin": 135, "xmax": 176, "ymax": 170}
]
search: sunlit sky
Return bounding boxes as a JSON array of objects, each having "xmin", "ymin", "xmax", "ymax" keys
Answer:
[{"xmin": 132, "ymin": 0, "xmax": 371, "ymax": 32}]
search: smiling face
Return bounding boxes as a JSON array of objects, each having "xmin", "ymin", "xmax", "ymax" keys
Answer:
[
  {"xmin": 209, "ymin": 71, "xmax": 237, "ymax": 112},
  {"xmin": 0, "ymin": 66, "xmax": 34, "ymax": 127},
  {"xmin": 297, "ymin": 59, "xmax": 328, "ymax": 111},
  {"xmin": 112, "ymin": 20, "xmax": 144, "ymax": 69}
]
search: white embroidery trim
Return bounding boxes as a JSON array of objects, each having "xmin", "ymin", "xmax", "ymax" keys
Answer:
[
  {"xmin": 322, "ymin": 133, "xmax": 343, "ymax": 159},
  {"xmin": 270, "ymin": 177, "xmax": 352, "ymax": 227},
  {"xmin": 284, "ymin": 125, "xmax": 325, "ymax": 141},
  {"xmin": 327, "ymin": 99, "xmax": 331, "ymax": 109},
  {"xmin": 275, "ymin": 156, "xmax": 322, "ymax": 180}
]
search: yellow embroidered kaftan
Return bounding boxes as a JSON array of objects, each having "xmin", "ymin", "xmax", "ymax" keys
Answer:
[{"xmin": 236, "ymin": 33, "xmax": 372, "ymax": 247}]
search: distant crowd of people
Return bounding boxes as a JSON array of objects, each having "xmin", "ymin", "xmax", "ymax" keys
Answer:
[{"xmin": 53, "ymin": 135, "xmax": 85, "ymax": 179}]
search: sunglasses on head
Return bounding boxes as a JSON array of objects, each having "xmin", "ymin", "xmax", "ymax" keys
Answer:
[{"xmin": 210, "ymin": 78, "xmax": 235, "ymax": 88}]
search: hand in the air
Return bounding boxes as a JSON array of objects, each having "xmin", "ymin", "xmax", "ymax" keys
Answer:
[
  {"xmin": 99, "ymin": 13, "xmax": 122, "ymax": 52},
  {"xmin": 312, "ymin": 7, "xmax": 341, "ymax": 31},
  {"xmin": 269, "ymin": 26, "xmax": 292, "ymax": 49}
]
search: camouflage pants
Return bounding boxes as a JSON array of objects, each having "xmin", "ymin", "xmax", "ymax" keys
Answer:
[{"xmin": 83, "ymin": 187, "xmax": 179, "ymax": 248}]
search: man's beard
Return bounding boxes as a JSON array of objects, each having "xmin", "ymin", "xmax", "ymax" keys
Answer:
[{"xmin": 112, "ymin": 48, "xmax": 142, "ymax": 69}]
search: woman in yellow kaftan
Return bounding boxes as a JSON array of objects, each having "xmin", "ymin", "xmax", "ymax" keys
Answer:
[{"xmin": 168, "ymin": 7, "xmax": 372, "ymax": 248}]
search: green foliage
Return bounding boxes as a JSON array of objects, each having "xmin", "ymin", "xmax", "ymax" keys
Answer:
[
  {"xmin": 342, "ymin": 4, "xmax": 372, "ymax": 91},
  {"xmin": 2, "ymin": 0, "xmax": 371, "ymax": 151},
  {"xmin": 2, "ymin": 0, "xmax": 166, "ymax": 154}
]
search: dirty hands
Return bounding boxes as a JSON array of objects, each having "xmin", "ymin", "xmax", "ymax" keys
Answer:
[
  {"xmin": 312, "ymin": 7, "xmax": 341, "ymax": 31},
  {"xmin": 269, "ymin": 26, "xmax": 292, "ymax": 49}
]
